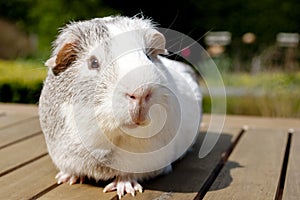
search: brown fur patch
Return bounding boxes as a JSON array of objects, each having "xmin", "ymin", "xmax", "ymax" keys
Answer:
[{"xmin": 53, "ymin": 42, "xmax": 78, "ymax": 75}]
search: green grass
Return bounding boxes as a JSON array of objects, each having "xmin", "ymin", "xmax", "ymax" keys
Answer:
[
  {"xmin": 222, "ymin": 72, "xmax": 300, "ymax": 89},
  {"xmin": 203, "ymin": 72, "xmax": 300, "ymax": 118},
  {"xmin": 0, "ymin": 59, "xmax": 47, "ymax": 103}
]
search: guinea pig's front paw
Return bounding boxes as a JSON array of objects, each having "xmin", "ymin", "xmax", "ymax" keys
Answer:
[
  {"xmin": 103, "ymin": 177, "xmax": 143, "ymax": 198},
  {"xmin": 55, "ymin": 171, "xmax": 84, "ymax": 185}
]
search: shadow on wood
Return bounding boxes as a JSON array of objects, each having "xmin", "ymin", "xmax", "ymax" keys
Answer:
[{"xmin": 80, "ymin": 131, "xmax": 241, "ymax": 194}]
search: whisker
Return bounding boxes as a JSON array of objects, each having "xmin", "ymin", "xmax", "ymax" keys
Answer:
[
  {"xmin": 165, "ymin": 35, "xmax": 188, "ymax": 50},
  {"xmin": 180, "ymin": 29, "xmax": 213, "ymax": 50},
  {"xmin": 162, "ymin": 12, "xmax": 179, "ymax": 34},
  {"xmin": 164, "ymin": 29, "xmax": 214, "ymax": 58}
]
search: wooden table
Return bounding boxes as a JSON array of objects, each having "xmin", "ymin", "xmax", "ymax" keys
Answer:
[{"xmin": 0, "ymin": 103, "xmax": 299, "ymax": 200}]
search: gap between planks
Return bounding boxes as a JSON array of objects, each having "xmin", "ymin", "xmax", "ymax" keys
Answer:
[
  {"xmin": 0, "ymin": 156, "xmax": 58, "ymax": 200},
  {"xmin": 29, "ymin": 183, "xmax": 60, "ymax": 200},
  {"xmin": 282, "ymin": 131, "xmax": 300, "ymax": 200},
  {"xmin": 203, "ymin": 128, "xmax": 290, "ymax": 200},
  {"xmin": 0, "ymin": 115, "xmax": 39, "ymax": 130},
  {"xmin": 0, "ymin": 153, "xmax": 48, "ymax": 177},
  {"xmin": 0, "ymin": 117, "xmax": 42, "ymax": 149},
  {"xmin": 36, "ymin": 126, "xmax": 243, "ymax": 200},
  {"xmin": 193, "ymin": 127, "xmax": 246, "ymax": 200},
  {"xmin": 0, "ymin": 131, "xmax": 42, "ymax": 150},
  {"xmin": 274, "ymin": 131, "xmax": 292, "ymax": 200},
  {"xmin": 0, "ymin": 133, "xmax": 48, "ymax": 176},
  {"xmin": 113, "ymin": 125, "xmax": 246, "ymax": 200}
]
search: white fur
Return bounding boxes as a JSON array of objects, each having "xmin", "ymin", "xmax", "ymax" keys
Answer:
[{"xmin": 39, "ymin": 16, "xmax": 202, "ymax": 193}]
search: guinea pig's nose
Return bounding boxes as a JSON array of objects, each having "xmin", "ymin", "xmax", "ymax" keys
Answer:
[
  {"xmin": 126, "ymin": 87, "xmax": 152, "ymax": 105},
  {"xmin": 127, "ymin": 87, "xmax": 152, "ymax": 125}
]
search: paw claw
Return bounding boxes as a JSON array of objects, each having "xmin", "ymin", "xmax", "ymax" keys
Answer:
[
  {"xmin": 133, "ymin": 180, "xmax": 143, "ymax": 193},
  {"xmin": 55, "ymin": 171, "xmax": 63, "ymax": 179},
  {"xmin": 69, "ymin": 176, "xmax": 78, "ymax": 185},
  {"xmin": 103, "ymin": 177, "xmax": 143, "ymax": 198},
  {"xmin": 55, "ymin": 171, "xmax": 82, "ymax": 185},
  {"xmin": 103, "ymin": 182, "xmax": 117, "ymax": 193},
  {"xmin": 80, "ymin": 177, "xmax": 85, "ymax": 184}
]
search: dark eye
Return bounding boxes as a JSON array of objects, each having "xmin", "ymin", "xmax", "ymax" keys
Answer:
[
  {"xmin": 88, "ymin": 56, "xmax": 100, "ymax": 69},
  {"xmin": 146, "ymin": 49, "xmax": 153, "ymax": 60},
  {"xmin": 146, "ymin": 53, "xmax": 152, "ymax": 60}
]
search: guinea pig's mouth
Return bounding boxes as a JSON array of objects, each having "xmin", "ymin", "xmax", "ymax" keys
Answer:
[
  {"xmin": 123, "ymin": 124, "xmax": 139, "ymax": 129},
  {"xmin": 122, "ymin": 120, "xmax": 150, "ymax": 129},
  {"xmin": 119, "ymin": 119, "xmax": 160, "ymax": 139}
]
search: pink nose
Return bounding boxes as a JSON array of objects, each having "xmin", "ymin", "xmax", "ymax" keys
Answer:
[
  {"xmin": 127, "ymin": 87, "xmax": 152, "ymax": 124},
  {"xmin": 127, "ymin": 87, "xmax": 152, "ymax": 103}
]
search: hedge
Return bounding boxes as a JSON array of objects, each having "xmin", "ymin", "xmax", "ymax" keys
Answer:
[{"xmin": 0, "ymin": 59, "xmax": 47, "ymax": 103}]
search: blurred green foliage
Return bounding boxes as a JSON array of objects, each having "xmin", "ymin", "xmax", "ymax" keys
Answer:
[
  {"xmin": 0, "ymin": 59, "xmax": 46, "ymax": 103},
  {"xmin": 222, "ymin": 72, "xmax": 300, "ymax": 88},
  {"xmin": 0, "ymin": 0, "xmax": 119, "ymax": 58},
  {"xmin": 202, "ymin": 72, "xmax": 300, "ymax": 117},
  {"xmin": 105, "ymin": 0, "xmax": 300, "ymax": 55},
  {"xmin": 0, "ymin": 0, "xmax": 299, "ymax": 59},
  {"xmin": 28, "ymin": 0, "xmax": 118, "ymax": 54}
]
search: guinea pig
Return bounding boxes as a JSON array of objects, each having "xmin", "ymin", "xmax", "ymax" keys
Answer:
[{"xmin": 39, "ymin": 15, "xmax": 202, "ymax": 198}]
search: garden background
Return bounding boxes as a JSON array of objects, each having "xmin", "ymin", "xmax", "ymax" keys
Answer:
[{"xmin": 0, "ymin": 0, "xmax": 299, "ymax": 117}]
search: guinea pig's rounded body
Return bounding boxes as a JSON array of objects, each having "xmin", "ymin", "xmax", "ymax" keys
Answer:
[{"xmin": 39, "ymin": 16, "xmax": 202, "ymax": 198}]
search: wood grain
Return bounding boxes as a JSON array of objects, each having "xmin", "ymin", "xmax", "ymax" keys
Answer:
[
  {"xmin": 38, "ymin": 181, "xmax": 118, "ymax": 200},
  {"xmin": 204, "ymin": 129, "xmax": 288, "ymax": 200},
  {"xmin": 0, "ymin": 117, "xmax": 41, "ymax": 148},
  {"xmin": 203, "ymin": 114, "xmax": 300, "ymax": 131},
  {"xmin": 0, "ymin": 103, "xmax": 38, "ymax": 128},
  {"xmin": 1, "ymin": 103, "xmax": 300, "ymax": 200},
  {"xmin": 0, "ymin": 103, "xmax": 38, "ymax": 114},
  {"xmin": 0, "ymin": 156, "xmax": 57, "ymax": 200},
  {"xmin": 120, "ymin": 126, "xmax": 243, "ymax": 200},
  {"xmin": 0, "ymin": 134, "xmax": 47, "ymax": 176},
  {"xmin": 282, "ymin": 131, "xmax": 300, "ymax": 200}
]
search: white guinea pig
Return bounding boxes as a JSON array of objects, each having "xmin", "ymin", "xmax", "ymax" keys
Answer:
[{"xmin": 39, "ymin": 15, "xmax": 202, "ymax": 198}]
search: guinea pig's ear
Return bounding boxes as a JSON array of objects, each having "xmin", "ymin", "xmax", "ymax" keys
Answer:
[
  {"xmin": 145, "ymin": 29, "xmax": 168, "ymax": 57},
  {"xmin": 45, "ymin": 56, "xmax": 57, "ymax": 68},
  {"xmin": 45, "ymin": 42, "xmax": 78, "ymax": 76}
]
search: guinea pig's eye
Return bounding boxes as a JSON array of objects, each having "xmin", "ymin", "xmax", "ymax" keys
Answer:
[
  {"xmin": 88, "ymin": 56, "xmax": 100, "ymax": 70},
  {"xmin": 146, "ymin": 53, "xmax": 152, "ymax": 60},
  {"xmin": 145, "ymin": 49, "xmax": 154, "ymax": 60}
]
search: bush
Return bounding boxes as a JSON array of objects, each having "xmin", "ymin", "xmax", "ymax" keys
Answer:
[
  {"xmin": 0, "ymin": 59, "xmax": 46, "ymax": 104},
  {"xmin": 202, "ymin": 72, "xmax": 300, "ymax": 118}
]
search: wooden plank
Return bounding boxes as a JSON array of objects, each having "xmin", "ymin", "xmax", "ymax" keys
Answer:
[
  {"xmin": 283, "ymin": 131, "xmax": 300, "ymax": 200},
  {"xmin": 38, "ymin": 129, "xmax": 232, "ymax": 200},
  {"xmin": 37, "ymin": 118, "xmax": 242, "ymax": 200},
  {"xmin": 0, "ymin": 103, "xmax": 38, "ymax": 129},
  {"xmin": 205, "ymin": 114, "xmax": 300, "ymax": 131},
  {"xmin": 119, "ymin": 127, "xmax": 243, "ymax": 200},
  {"xmin": 0, "ymin": 103, "xmax": 38, "ymax": 114},
  {"xmin": 0, "ymin": 156, "xmax": 57, "ymax": 200},
  {"xmin": 0, "ymin": 134, "xmax": 47, "ymax": 176},
  {"xmin": 0, "ymin": 114, "xmax": 36, "ymax": 129},
  {"xmin": 38, "ymin": 181, "xmax": 118, "ymax": 200},
  {"xmin": 0, "ymin": 117, "xmax": 41, "ymax": 148},
  {"xmin": 204, "ymin": 129, "xmax": 288, "ymax": 200},
  {"xmin": 202, "ymin": 115, "xmax": 244, "ymax": 130}
]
